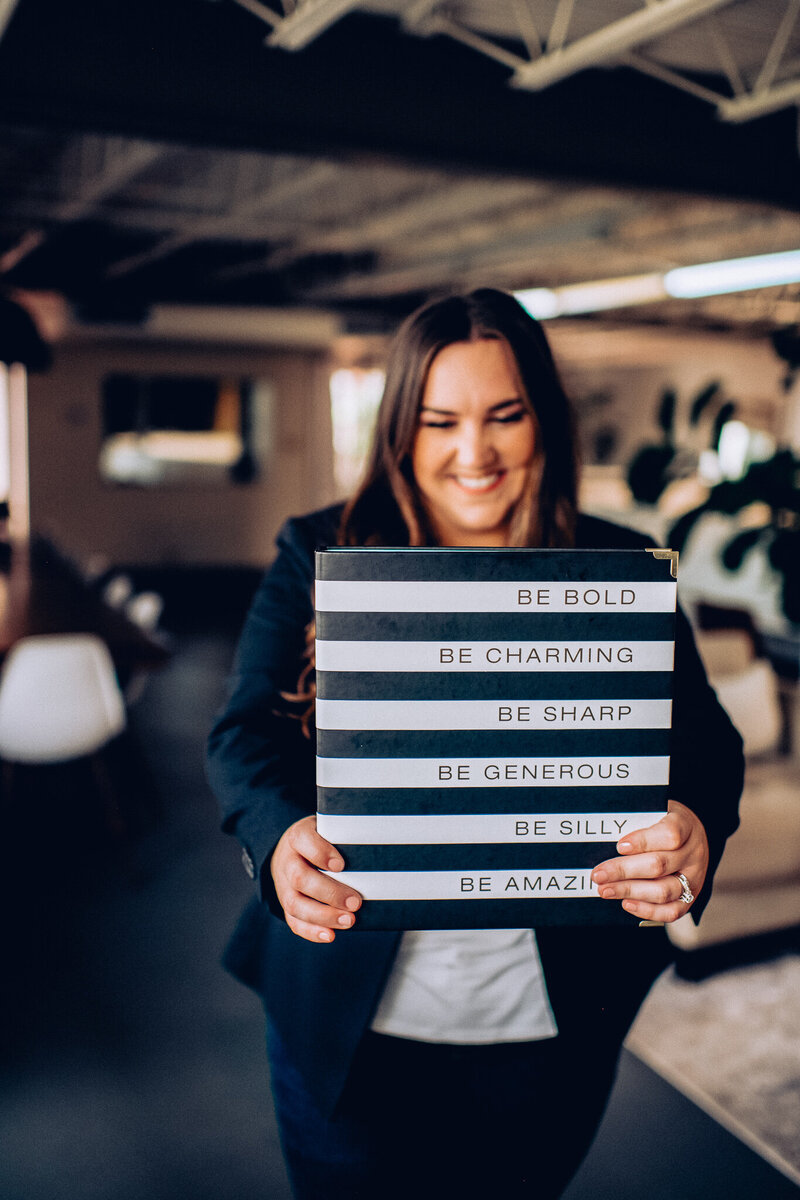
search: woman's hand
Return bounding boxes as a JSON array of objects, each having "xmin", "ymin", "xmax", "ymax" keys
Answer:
[
  {"xmin": 591, "ymin": 800, "xmax": 709, "ymax": 923},
  {"xmin": 270, "ymin": 814, "xmax": 362, "ymax": 943}
]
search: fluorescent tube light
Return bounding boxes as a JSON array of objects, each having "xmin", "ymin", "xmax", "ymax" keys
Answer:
[
  {"xmin": 515, "ymin": 248, "xmax": 800, "ymax": 319},
  {"xmin": 664, "ymin": 249, "xmax": 800, "ymax": 299},
  {"xmin": 515, "ymin": 274, "xmax": 665, "ymax": 319},
  {"xmin": 556, "ymin": 274, "xmax": 666, "ymax": 315},
  {"xmin": 514, "ymin": 287, "xmax": 559, "ymax": 319}
]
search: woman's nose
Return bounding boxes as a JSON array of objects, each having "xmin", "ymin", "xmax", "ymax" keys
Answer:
[{"xmin": 453, "ymin": 422, "xmax": 497, "ymax": 467}]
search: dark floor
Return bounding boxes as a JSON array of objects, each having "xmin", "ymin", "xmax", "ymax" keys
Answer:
[{"xmin": 0, "ymin": 630, "xmax": 796, "ymax": 1200}]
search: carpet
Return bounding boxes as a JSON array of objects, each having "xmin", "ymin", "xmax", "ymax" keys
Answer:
[{"xmin": 626, "ymin": 951, "xmax": 800, "ymax": 1185}]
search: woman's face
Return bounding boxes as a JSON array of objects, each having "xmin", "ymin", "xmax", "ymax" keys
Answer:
[{"xmin": 411, "ymin": 337, "xmax": 537, "ymax": 546}]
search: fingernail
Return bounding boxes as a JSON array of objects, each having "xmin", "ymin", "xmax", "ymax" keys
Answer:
[
  {"xmin": 601, "ymin": 887, "xmax": 616, "ymax": 899},
  {"xmin": 345, "ymin": 894, "xmax": 361, "ymax": 911},
  {"xmin": 319, "ymin": 930, "xmax": 333, "ymax": 942},
  {"xmin": 328, "ymin": 857, "xmax": 345, "ymax": 871},
  {"xmin": 622, "ymin": 901, "xmax": 638, "ymax": 914},
  {"xmin": 617, "ymin": 840, "xmax": 633, "ymax": 852},
  {"xmin": 338, "ymin": 912, "xmax": 354, "ymax": 927},
  {"xmin": 592, "ymin": 869, "xmax": 608, "ymax": 884}
]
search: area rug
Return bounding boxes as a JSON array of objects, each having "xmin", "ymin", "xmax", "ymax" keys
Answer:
[{"xmin": 627, "ymin": 952, "xmax": 800, "ymax": 1184}]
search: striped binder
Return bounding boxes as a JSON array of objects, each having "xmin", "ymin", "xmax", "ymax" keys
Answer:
[{"xmin": 315, "ymin": 547, "xmax": 677, "ymax": 929}]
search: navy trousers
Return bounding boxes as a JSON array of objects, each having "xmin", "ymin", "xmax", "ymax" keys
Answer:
[{"xmin": 268, "ymin": 1023, "xmax": 623, "ymax": 1200}]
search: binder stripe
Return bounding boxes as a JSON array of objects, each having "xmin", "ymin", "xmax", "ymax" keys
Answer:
[
  {"xmin": 350, "ymin": 898, "xmax": 635, "ymax": 928},
  {"xmin": 317, "ymin": 611, "xmax": 676, "ymax": 640},
  {"xmin": 315, "ymin": 640, "xmax": 675, "ymax": 673},
  {"xmin": 325, "ymin": 868, "xmax": 601, "ymax": 900},
  {"xmin": 317, "ymin": 810, "xmax": 663, "ymax": 845},
  {"xmin": 317, "ymin": 728, "xmax": 671, "ymax": 758},
  {"xmin": 316, "ymin": 579, "xmax": 676, "ymax": 613},
  {"xmin": 318, "ymin": 784, "xmax": 669, "ymax": 815},
  {"xmin": 317, "ymin": 670, "xmax": 673, "ymax": 700},
  {"xmin": 337, "ymin": 842, "xmax": 617, "ymax": 872},
  {"xmin": 316, "ymin": 698, "xmax": 672, "ymax": 731},
  {"xmin": 317, "ymin": 755, "xmax": 670, "ymax": 788},
  {"xmin": 317, "ymin": 548, "xmax": 673, "ymax": 582}
]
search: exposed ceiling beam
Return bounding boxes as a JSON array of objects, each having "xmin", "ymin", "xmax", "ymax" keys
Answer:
[
  {"xmin": 0, "ymin": 138, "xmax": 167, "ymax": 277},
  {"xmin": 755, "ymin": 0, "xmax": 800, "ymax": 94},
  {"xmin": 1, "ymin": 4, "xmax": 798, "ymax": 207},
  {"xmin": 0, "ymin": 0, "xmax": 19, "ymax": 43},
  {"xmin": 294, "ymin": 191, "xmax": 800, "ymax": 303},
  {"xmin": 622, "ymin": 0, "xmax": 800, "ymax": 125},
  {"xmin": 0, "ymin": 229, "xmax": 44, "ymax": 274},
  {"xmin": 214, "ymin": 175, "xmax": 557, "ymax": 279},
  {"xmin": 547, "ymin": 0, "xmax": 576, "ymax": 55},
  {"xmin": 704, "ymin": 13, "xmax": 746, "ymax": 98},
  {"xmin": 508, "ymin": 0, "xmax": 544, "ymax": 61},
  {"xmin": 416, "ymin": 14, "xmax": 527, "ymax": 72},
  {"xmin": 718, "ymin": 73, "xmax": 800, "ymax": 122},
  {"xmin": 56, "ymin": 139, "xmax": 165, "ymax": 221},
  {"xmin": 264, "ymin": 0, "xmax": 361, "ymax": 49},
  {"xmin": 297, "ymin": 208, "xmax": 641, "ymax": 301},
  {"xmin": 231, "ymin": 0, "xmax": 281, "ymax": 30},
  {"xmin": 622, "ymin": 51, "xmax": 730, "ymax": 107},
  {"xmin": 511, "ymin": 0, "xmax": 737, "ymax": 90},
  {"xmin": 105, "ymin": 159, "xmax": 341, "ymax": 278},
  {"xmin": 395, "ymin": 0, "xmax": 800, "ymax": 128}
]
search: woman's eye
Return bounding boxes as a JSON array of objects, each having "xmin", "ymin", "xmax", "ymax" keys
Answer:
[{"xmin": 418, "ymin": 409, "xmax": 526, "ymax": 429}]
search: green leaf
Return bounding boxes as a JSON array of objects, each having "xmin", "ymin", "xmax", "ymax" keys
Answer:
[
  {"xmin": 656, "ymin": 389, "xmax": 676, "ymax": 439},
  {"xmin": 627, "ymin": 445, "xmax": 675, "ymax": 504},
  {"xmin": 721, "ymin": 527, "xmax": 766, "ymax": 571},
  {"xmin": 712, "ymin": 401, "xmax": 736, "ymax": 449},
  {"xmin": 689, "ymin": 381, "xmax": 721, "ymax": 426},
  {"xmin": 667, "ymin": 505, "xmax": 707, "ymax": 553}
]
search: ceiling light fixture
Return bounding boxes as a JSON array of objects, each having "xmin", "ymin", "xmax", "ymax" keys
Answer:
[
  {"xmin": 515, "ymin": 248, "xmax": 800, "ymax": 319},
  {"xmin": 515, "ymin": 274, "xmax": 666, "ymax": 318},
  {"xmin": 265, "ymin": 0, "xmax": 360, "ymax": 49},
  {"xmin": 557, "ymin": 274, "xmax": 667, "ymax": 316},
  {"xmin": 512, "ymin": 287, "xmax": 560, "ymax": 320},
  {"xmin": 663, "ymin": 248, "xmax": 800, "ymax": 298}
]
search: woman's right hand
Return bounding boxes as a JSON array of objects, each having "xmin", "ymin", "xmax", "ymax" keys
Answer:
[{"xmin": 270, "ymin": 814, "xmax": 362, "ymax": 943}]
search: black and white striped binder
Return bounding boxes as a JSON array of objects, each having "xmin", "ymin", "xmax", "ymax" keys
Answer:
[{"xmin": 315, "ymin": 547, "xmax": 677, "ymax": 929}]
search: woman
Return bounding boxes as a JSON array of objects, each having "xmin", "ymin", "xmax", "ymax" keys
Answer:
[{"xmin": 207, "ymin": 289, "xmax": 743, "ymax": 1200}]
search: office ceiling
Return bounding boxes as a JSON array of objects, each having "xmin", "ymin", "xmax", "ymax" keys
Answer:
[{"xmin": 0, "ymin": 0, "xmax": 799, "ymax": 334}]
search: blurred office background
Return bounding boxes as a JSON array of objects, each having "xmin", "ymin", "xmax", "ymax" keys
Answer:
[{"xmin": 0, "ymin": 1, "xmax": 799, "ymax": 1196}]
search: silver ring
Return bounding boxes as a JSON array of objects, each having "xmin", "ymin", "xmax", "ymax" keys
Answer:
[{"xmin": 677, "ymin": 872, "xmax": 694, "ymax": 905}]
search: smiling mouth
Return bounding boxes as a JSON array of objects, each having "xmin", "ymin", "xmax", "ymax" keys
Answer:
[{"xmin": 453, "ymin": 472, "xmax": 505, "ymax": 493}]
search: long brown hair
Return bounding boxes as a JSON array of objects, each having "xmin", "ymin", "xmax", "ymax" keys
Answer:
[
  {"xmin": 285, "ymin": 289, "xmax": 581, "ymax": 734},
  {"xmin": 339, "ymin": 287, "xmax": 579, "ymax": 548}
]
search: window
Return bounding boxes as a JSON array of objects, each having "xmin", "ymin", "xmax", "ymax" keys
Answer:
[
  {"xmin": 329, "ymin": 367, "xmax": 384, "ymax": 493},
  {"xmin": 99, "ymin": 373, "xmax": 274, "ymax": 487},
  {"xmin": 0, "ymin": 365, "xmax": 10, "ymax": 504}
]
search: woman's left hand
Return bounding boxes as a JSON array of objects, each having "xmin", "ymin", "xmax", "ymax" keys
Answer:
[{"xmin": 591, "ymin": 800, "xmax": 709, "ymax": 923}]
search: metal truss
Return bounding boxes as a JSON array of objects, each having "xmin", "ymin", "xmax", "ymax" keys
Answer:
[
  {"xmin": 231, "ymin": 0, "xmax": 800, "ymax": 125},
  {"xmin": 0, "ymin": 0, "xmax": 19, "ymax": 42},
  {"xmin": 230, "ymin": 0, "xmax": 363, "ymax": 50}
]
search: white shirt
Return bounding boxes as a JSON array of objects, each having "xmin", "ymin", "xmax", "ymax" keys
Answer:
[{"xmin": 370, "ymin": 928, "xmax": 558, "ymax": 1044}]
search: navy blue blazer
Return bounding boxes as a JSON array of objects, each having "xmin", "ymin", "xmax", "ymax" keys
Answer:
[{"xmin": 207, "ymin": 504, "xmax": 743, "ymax": 1116}]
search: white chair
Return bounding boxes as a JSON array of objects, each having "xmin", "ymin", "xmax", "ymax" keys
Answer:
[
  {"xmin": 125, "ymin": 590, "xmax": 164, "ymax": 632},
  {"xmin": 694, "ymin": 628, "xmax": 756, "ymax": 678},
  {"xmin": 0, "ymin": 634, "xmax": 126, "ymax": 763},
  {"xmin": 668, "ymin": 655, "xmax": 791, "ymax": 955},
  {"xmin": 712, "ymin": 658, "xmax": 783, "ymax": 758},
  {"xmin": 81, "ymin": 552, "xmax": 111, "ymax": 584},
  {"xmin": 668, "ymin": 761, "xmax": 800, "ymax": 951},
  {"xmin": 102, "ymin": 573, "xmax": 134, "ymax": 610}
]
